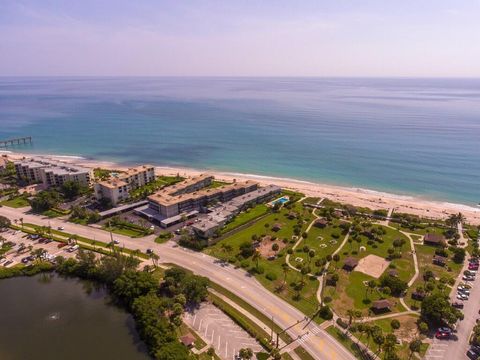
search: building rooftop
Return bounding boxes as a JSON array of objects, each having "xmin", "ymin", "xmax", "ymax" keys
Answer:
[
  {"xmin": 372, "ymin": 299, "xmax": 392, "ymax": 310},
  {"xmin": 148, "ymin": 179, "xmax": 257, "ymax": 206},
  {"xmin": 122, "ymin": 164, "xmax": 154, "ymax": 177},
  {"xmin": 97, "ymin": 179, "xmax": 129, "ymax": 189},
  {"xmin": 424, "ymin": 233, "xmax": 446, "ymax": 244}
]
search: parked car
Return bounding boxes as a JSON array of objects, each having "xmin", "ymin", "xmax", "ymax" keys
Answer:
[
  {"xmin": 146, "ymin": 248, "xmax": 153, "ymax": 254},
  {"xmin": 467, "ymin": 350, "xmax": 479, "ymax": 359},
  {"xmin": 4, "ymin": 260, "xmax": 13, "ymax": 266},
  {"xmin": 113, "ymin": 240, "xmax": 120, "ymax": 244},
  {"xmin": 57, "ymin": 226, "xmax": 64, "ymax": 230},
  {"xmin": 469, "ymin": 265, "xmax": 479, "ymax": 270},
  {"xmin": 44, "ymin": 239, "xmax": 52, "ymax": 244},
  {"xmin": 21, "ymin": 257, "xmax": 30, "ymax": 264},
  {"xmin": 463, "ymin": 275, "xmax": 475, "ymax": 281},
  {"xmin": 58, "ymin": 243, "xmax": 68, "ymax": 248},
  {"xmin": 0, "ymin": 258, "xmax": 6, "ymax": 264},
  {"xmin": 457, "ymin": 293, "xmax": 469, "ymax": 300},
  {"xmin": 438, "ymin": 327, "xmax": 452, "ymax": 334},
  {"xmin": 452, "ymin": 302, "xmax": 464, "ymax": 309},
  {"xmin": 67, "ymin": 245, "xmax": 79, "ymax": 253},
  {"xmin": 458, "ymin": 288, "xmax": 471, "ymax": 295},
  {"xmin": 435, "ymin": 331, "xmax": 450, "ymax": 339}
]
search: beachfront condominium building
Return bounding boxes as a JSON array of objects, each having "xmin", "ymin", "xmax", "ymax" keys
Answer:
[
  {"xmin": 93, "ymin": 165, "xmax": 155, "ymax": 206},
  {"xmin": 14, "ymin": 158, "xmax": 93, "ymax": 187},
  {"xmin": 0, "ymin": 157, "xmax": 8, "ymax": 174},
  {"xmin": 146, "ymin": 174, "xmax": 258, "ymax": 218}
]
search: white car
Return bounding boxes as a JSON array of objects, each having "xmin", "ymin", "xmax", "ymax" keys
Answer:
[
  {"xmin": 0, "ymin": 258, "xmax": 6, "ymax": 264},
  {"xmin": 57, "ymin": 226, "xmax": 64, "ymax": 230},
  {"xmin": 457, "ymin": 293, "xmax": 469, "ymax": 300},
  {"xmin": 458, "ymin": 289, "xmax": 470, "ymax": 295}
]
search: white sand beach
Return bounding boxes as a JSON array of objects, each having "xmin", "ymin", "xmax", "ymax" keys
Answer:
[{"xmin": 4, "ymin": 151, "xmax": 480, "ymax": 225}]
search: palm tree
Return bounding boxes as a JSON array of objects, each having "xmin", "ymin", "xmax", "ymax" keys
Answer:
[
  {"xmin": 281, "ymin": 263, "xmax": 290, "ymax": 290},
  {"xmin": 150, "ymin": 252, "xmax": 160, "ymax": 268},
  {"xmin": 252, "ymin": 250, "xmax": 260, "ymax": 272},
  {"xmin": 347, "ymin": 309, "xmax": 355, "ymax": 328},
  {"xmin": 19, "ymin": 217, "xmax": 23, "ymax": 229}
]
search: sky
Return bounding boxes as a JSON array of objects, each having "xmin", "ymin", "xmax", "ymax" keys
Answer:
[{"xmin": 0, "ymin": 0, "xmax": 479, "ymax": 77}]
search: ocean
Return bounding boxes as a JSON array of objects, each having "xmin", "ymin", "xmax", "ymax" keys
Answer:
[{"xmin": 0, "ymin": 77, "xmax": 479, "ymax": 205}]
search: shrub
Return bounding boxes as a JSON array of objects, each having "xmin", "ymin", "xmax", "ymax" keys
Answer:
[
  {"xmin": 391, "ymin": 319, "xmax": 400, "ymax": 329},
  {"xmin": 266, "ymin": 272, "xmax": 277, "ymax": 281},
  {"xmin": 336, "ymin": 318, "xmax": 348, "ymax": 329}
]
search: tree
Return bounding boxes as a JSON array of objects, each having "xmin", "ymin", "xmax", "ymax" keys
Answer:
[
  {"xmin": 409, "ymin": 339, "xmax": 422, "ymax": 359},
  {"xmin": 390, "ymin": 319, "xmax": 400, "ymax": 330},
  {"xmin": 29, "ymin": 189, "xmax": 61, "ymax": 212},
  {"xmin": 155, "ymin": 342, "xmax": 190, "ymax": 360},
  {"xmin": 272, "ymin": 243, "xmax": 279, "ymax": 252},
  {"xmin": 252, "ymin": 250, "xmax": 260, "ymax": 271},
  {"xmin": 281, "ymin": 263, "xmax": 290, "ymax": 289},
  {"xmin": 379, "ymin": 274, "xmax": 408, "ymax": 296},
  {"xmin": 0, "ymin": 215, "xmax": 11, "ymax": 230},
  {"xmin": 452, "ymin": 247, "xmax": 466, "ymax": 264},
  {"xmin": 61, "ymin": 180, "xmax": 82, "ymax": 199},
  {"xmin": 421, "ymin": 292, "xmax": 463, "ymax": 325},
  {"xmin": 113, "ymin": 270, "xmax": 158, "ymax": 308},
  {"xmin": 238, "ymin": 348, "xmax": 253, "ymax": 360}
]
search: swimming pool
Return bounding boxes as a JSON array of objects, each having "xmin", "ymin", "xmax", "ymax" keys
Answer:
[{"xmin": 269, "ymin": 196, "xmax": 289, "ymax": 207}]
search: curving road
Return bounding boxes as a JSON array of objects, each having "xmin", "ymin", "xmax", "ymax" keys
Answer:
[{"xmin": 0, "ymin": 206, "xmax": 355, "ymax": 360}]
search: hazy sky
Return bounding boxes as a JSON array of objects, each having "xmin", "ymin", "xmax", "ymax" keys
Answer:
[{"xmin": 1, "ymin": 0, "xmax": 479, "ymax": 77}]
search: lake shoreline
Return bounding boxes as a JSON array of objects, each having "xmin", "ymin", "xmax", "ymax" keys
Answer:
[{"xmin": 4, "ymin": 150, "xmax": 480, "ymax": 225}]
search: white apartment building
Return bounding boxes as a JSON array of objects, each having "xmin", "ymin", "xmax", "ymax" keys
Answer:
[
  {"xmin": 14, "ymin": 158, "xmax": 93, "ymax": 187},
  {"xmin": 93, "ymin": 165, "xmax": 155, "ymax": 206}
]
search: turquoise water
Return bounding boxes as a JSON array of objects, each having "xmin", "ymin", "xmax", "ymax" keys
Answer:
[{"xmin": 0, "ymin": 77, "xmax": 479, "ymax": 205}]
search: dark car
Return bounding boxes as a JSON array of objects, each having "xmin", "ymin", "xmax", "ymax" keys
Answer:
[
  {"xmin": 4, "ymin": 260, "xmax": 13, "ymax": 266},
  {"xmin": 44, "ymin": 239, "xmax": 52, "ymax": 244},
  {"xmin": 468, "ymin": 349, "xmax": 480, "ymax": 359},
  {"xmin": 453, "ymin": 302, "xmax": 464, "ymax": 309},
  {"xmin": 21, "ymin": 257, "xmax": 30, "ymax": 264}
]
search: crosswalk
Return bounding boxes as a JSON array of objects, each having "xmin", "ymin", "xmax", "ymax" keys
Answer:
[{"xmin": 295, "ymin": 325, "xmax": 323, "ymax": 346}]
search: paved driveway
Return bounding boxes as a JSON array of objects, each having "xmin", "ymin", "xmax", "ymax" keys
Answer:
[{"xmin": 184, "ymin": 303, "xmax": 263, "ymax": 360}]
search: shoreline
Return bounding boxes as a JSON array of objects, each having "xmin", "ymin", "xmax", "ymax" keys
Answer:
[{"xmin": 3, "ymin": 150, "xmax": 480, "ymax": 225}]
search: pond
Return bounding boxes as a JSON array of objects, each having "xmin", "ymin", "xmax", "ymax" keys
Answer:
[{"xmin": 0, "ymin": 273, "xmax": 150, "ymax": 360}]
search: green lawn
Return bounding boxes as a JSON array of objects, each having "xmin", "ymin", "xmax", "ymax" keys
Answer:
[
  {"xmin": 404, "ymin": 243, "xmax": 462, "ymax": 309},
  {"xmin": 221, "ymin": 204, "xmax": 269, "ymax": 234},
  {"xmin": 205, "ymin": 201, "xmax": 320, "ymax": 316},
  {"xmin": 129, "ymin": 176, "xmax": 183, "ymax": 200},
  {"xmin": 103, "ymin": 224, "xmax": 148, "ymax": 238},
  {"xmin": 294, "ymin": 218, "xmax": 347, "ymax": 262},
  {"xmin": 325, "ymin": 225, "xmax": 413, "ymax": 317},
  {"xmin": 0, "ymin": 196, "xmax": 30, "ymax": 208}
]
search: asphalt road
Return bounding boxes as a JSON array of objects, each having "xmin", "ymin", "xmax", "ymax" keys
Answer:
[{"xmin": 0, "ymin": 206, "xmax": 355, "ymax": 360}]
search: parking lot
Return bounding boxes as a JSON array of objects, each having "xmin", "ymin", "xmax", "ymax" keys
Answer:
[
  {"xmin": 425, "ymin": 255, "xmax": 480, "ymax": 360},
  {"xmin": 183, "ymin": 303, "xmax": 263, "ymax": 360},
  {"xmin": 0, "ymin": 229, "xmax": 78, "ymax": 267}
]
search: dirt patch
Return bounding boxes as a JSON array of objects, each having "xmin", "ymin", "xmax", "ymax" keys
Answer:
[
  {"xmin": 257, "ymin": 236, "xmax": 287, "ymax": 258},
  {"xmin": 395, "ymin": 315, "xmax": 420, "ymax": 341},
  {"xmin": 329, "ymin": 271, "xmax": 355, "ymax": 317},
  {"xmin": 355, "ymin": 254, "xmax": 390, "ymax": 278}
]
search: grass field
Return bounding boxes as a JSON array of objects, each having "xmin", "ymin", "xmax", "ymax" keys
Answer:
[
  {"xmin": 325, "ymin": 224, "xmax": 413, "ymax": 317},
  {"xmin": 404, "ymin": 243, "xmax": 462, "ymax": 309},
  {"xmin": 205, "ymin": 200, "xmax": 320, "ymax": 316},
  {"xmin": 0, "ymin": 195, "xmax": 30, "ymax": 208},
  {"xmin": 221, "ymin": 204, "xmax": 269, "ymax": 234}
]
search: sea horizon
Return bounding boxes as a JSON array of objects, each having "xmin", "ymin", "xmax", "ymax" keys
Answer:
[{"xmin": 1, "ymin": 77, "xmax": 479, "ymax": 206}]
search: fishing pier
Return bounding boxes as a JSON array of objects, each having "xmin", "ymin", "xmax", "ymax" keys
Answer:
[{"xmin": 0, "ymin": 136, "xmax": 33, "ymax": 147}]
